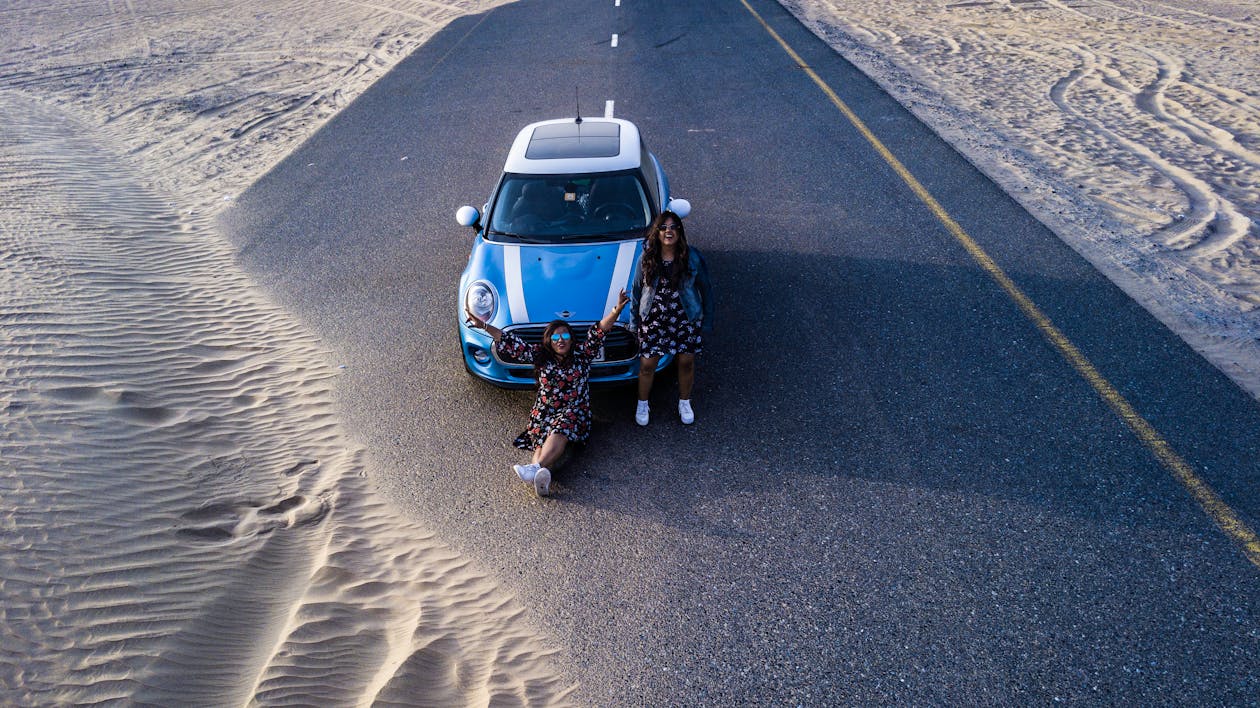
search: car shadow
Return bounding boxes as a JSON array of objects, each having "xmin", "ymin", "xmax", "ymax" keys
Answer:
[{"xmin": 532, "ymin": 246, "xmax": 1260, "ymax": 545}]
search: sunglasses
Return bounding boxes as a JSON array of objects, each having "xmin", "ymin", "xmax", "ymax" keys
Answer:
[
  {"xmin": 659, "ymin": 224, "xmax": 679, "ymax": 231},
  {"xmin": 549, "ymin": 332, "xmax": 572, "ymax": 343}
]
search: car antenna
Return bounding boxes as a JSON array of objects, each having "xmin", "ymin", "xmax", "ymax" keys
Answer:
[{"xmin": 574, "ymin": 88, "xmax": 582, "ymax": 124}]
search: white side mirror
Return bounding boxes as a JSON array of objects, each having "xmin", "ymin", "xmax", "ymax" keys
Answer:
[
  {"xmin": 456, "ymin": 205, "xmax": 480, "ymax": 227},
  {"xmin": 666, "ymin": 198, "xmax": 691, "ymax": 219}
]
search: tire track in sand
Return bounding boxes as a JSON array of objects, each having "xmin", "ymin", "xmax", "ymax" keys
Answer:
[{"xmin": 1048, "ymin": 43, "xmax": 1253, "ymax": 255}]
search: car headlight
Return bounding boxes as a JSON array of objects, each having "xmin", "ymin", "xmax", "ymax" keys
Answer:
[{"xmin": 464, "ymin": 280, "xmax": 498, "ymax": 324}]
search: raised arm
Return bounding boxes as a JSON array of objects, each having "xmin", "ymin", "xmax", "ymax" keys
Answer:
[{"xmin": 598, "ymin": 289, "xmax": 630, "ymax": 333}]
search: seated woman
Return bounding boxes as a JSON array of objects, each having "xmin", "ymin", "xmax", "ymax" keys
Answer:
[{"xmin": 464, "ymin": 289, "xmax": 630, "ymax": 497}]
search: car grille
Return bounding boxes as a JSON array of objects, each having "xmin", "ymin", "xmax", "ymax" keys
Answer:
[{"xmin": 496, "ymin": 323, "xmax": 638, "ymax": 365}]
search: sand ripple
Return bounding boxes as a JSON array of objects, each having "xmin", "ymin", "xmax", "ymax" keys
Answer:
[{"xmin": 0, "ymin": 93, "xmax": 570, "ymax": 705}]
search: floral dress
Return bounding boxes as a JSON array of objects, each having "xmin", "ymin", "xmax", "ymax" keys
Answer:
[
  {"xmin": 495, "ymin": 326, "xmax": 607, "ymax": 450},
  {"xmin": 639, "ymin": 259, "xmax": 703, "ymax": 358}
]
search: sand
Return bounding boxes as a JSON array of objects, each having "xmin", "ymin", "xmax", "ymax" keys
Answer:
[
  {"xmin": 1, "ymin": 1, "xmax": 569, "ymax": 704},
  {"xmin": 2, "ymin": 0, "xmax": 1258, "ymax": 704}
]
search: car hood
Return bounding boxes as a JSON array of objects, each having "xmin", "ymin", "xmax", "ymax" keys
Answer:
[{"xmin": 498, "ymin": 240, "xmax": 640, "ymax": 324}]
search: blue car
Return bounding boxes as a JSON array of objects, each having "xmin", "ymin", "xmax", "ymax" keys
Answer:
[{"xmin": 456, "ymin": 116, "xmax": 691, "ymax": 388}]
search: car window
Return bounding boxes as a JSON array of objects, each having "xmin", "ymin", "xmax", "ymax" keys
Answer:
[
  {"xmin": 639, "ymin": 142, "xmax": 662, "ymax": 208},
  {"xmin": 486, "ymin": 170, "xmax": 651, "ymax": 243}
]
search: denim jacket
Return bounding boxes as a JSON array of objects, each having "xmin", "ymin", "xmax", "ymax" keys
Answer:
[{"xmin": 632, "ymin": 247, "xmax": 714, "ymax": 332}]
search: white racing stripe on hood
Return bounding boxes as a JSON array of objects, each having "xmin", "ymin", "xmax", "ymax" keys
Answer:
[
  {"xmin": 504, "ymin": 245, "xmax": 530, "ymax": 323},
  {"xmin": 605, "ymin": 241, "xmax": 637, "ymax": 319}
]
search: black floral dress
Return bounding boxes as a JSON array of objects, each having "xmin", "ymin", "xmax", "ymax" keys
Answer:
[
  {"xmin": 639, "ymin": 259, "xmax": 703, "ymax": 357},
  {"xmin": 496, "ymin": 326, "xmax": 607, "ymax": 450}
]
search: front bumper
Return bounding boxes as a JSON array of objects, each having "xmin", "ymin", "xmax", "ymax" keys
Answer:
[{"xmin": 460, "ymin": 322, "xmax": 672, "ymax": 389}]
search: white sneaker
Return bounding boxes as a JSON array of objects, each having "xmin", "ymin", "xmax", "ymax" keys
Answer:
[
  {"xmin": 678, "ymin": 399, "xmax": 695, "ymax": 424},
  {"xmin": 533, "ymin": 467, "xmax": 551, "ymax": 497},
  {"xmin": 513, "ymin": 463, "xmax": 539, "ymax": 482},
  {"xmin": 635, "ymin": 400, "xmax": 650, "ymax": 426}
]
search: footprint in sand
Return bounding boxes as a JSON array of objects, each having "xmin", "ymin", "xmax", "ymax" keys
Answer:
[{"xmin": 177, "ymin": 493, "xmax": 331, "ymax": 543}]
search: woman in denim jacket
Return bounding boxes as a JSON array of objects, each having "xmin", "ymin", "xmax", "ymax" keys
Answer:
[{"xmin": 631, "ymin": 210, "xmax": 714, "ymax": 425}]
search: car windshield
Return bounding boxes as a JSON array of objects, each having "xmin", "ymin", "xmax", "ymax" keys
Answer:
[{"xmin": 486, "ymin": 170, "xmax": 652, "ymax": 243}]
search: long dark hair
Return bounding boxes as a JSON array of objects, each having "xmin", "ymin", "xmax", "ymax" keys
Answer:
[
  {"xmin": 641, "ymin": 210, "xmax": 690, "ymax": 289},
  {"xmin": 534, "ymin": 320, "xmax": 573, "ymax": 378}
]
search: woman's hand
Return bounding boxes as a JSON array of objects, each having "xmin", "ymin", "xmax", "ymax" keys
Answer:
[
  {"xmin": 599, "ymin": 289, "xmax": 630, "ymax": 332},
  {"xmin": 465, "ymin": 304, "xmax": 502, "ymax": 339}
]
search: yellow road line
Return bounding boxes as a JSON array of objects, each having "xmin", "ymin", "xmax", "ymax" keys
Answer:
[{"xmin": 737, "ymin": 0, "xmax": 1260, "ymax": 568}]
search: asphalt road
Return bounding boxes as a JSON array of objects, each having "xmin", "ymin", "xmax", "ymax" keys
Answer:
[{"xmin": 220, "ymin": 0, "xmax": 1260, "ymax": 703}]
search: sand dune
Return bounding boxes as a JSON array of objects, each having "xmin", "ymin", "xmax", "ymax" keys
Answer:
[
  {"xmin": 780, "ymin": 0, "xmax": 1260, "ymax": 398},
  {"xmin": 0, "ymin": 2, "xmax": 569, "ymax": 704}
]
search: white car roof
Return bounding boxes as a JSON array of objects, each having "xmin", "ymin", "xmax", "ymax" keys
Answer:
[{"xmin": 502, "ymin": 117, "xmax": 642, "ymax": 175}]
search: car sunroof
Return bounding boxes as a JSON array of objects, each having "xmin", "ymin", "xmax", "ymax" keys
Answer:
[{"xmin": 525, "ymin": 121, "xmax": 621, "ymax": 159}]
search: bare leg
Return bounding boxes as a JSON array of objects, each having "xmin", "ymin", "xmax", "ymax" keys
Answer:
[
  {"xmin": 677, "ymin": 353, "xmax": 696, "ymax": 400},
  {"xmin": 638, "ymin": 355, "xmax": 660, "ymax": 401},
  {"xmin": 535, "ymin": 432, "xmax": 569, "ymax": 469}
]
